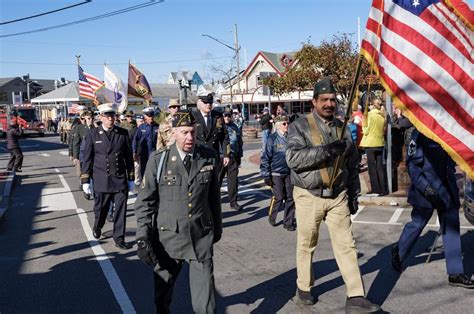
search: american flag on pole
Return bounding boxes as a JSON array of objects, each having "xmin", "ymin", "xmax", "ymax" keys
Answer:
[
  {"xmin": 78, "ymin": 65, "xmax": 104, "ymax": 100},
  {"xmin": 361, "ymin": 0, "xmax": 474, "ymax": 179}
]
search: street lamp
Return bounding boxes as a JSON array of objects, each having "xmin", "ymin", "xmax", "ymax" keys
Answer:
[
  {"xmin": 178, "ymin": 79, "xmax": 192, "ymax": 109},
  {"xmin": 202, "ymin": 24, "xmax": 242, "ymax": 97}
]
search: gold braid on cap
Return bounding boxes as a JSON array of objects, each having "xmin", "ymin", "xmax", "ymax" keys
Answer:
[{"xmin": 174, "ymin": 112, "xmax": 192, "ymax": 127}]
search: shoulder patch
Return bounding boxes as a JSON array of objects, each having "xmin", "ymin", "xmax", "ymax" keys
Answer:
[{"xmin": 407, "ymin": 139, "xmax": 417, "ymax": 157}]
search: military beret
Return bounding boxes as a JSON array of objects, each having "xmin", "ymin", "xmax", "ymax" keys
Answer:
[
  {"xmin": 313, "ymin": 77, "xmax": 336, "ymax": 96},
  {"xmin": 274, "ymin": 114, "xmax": 289, "ymax": 123},
  {"xmin": 171, "ymin": 109, "xmax": 196, "ymax": 127}
]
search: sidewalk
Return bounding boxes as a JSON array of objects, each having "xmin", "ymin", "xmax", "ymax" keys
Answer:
[{"xmin": 0, "ymin": 171, "xmax": 15, "ymax": 220}]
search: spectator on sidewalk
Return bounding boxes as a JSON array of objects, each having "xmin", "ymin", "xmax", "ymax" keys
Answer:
[
  {"xmin": 261, "ymin": 114, "xmax": 295, "ymax": 231},
  {"xmin": 360, "ymin": 98, "xmax": 389, "ymax": 196},
  {"xmin": 286, "ymin": 77, "xmax": 380, "ymax": 312},
  {"xmin": 6, "ymin": 116, "xmax": 23, "ymax": 172},
  {"xmin": 258, "ymin": 107, "xmax": 273, "ymax": 152}
]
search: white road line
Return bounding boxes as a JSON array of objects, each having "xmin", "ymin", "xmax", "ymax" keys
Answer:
[
  {"xmin": 48, "ymin": 168, "xmax": 136, "ymax": 313},
  {"xmin": 59, "ymin": 151, "xmax": 69, "ymax": 156},
  {"xmin": 435, "ymin": 216, "xmax": 440, "ymax": 227},
  {"xmin": 353, "ymin": 220, "xmax": 474, "ymax": 229},
  {"xmin": 40, "ymin": 153, "xmax": 51, "ymax": 157},
  {"xmin": 351, "ymin": 205, "xmax": 365, "ymax": 221},
  {"xmin": 388, "ymin": 207, "xmax": 405, "ymax": 224}
]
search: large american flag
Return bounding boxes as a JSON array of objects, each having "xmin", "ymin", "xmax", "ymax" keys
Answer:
[
  {"xmin": 361, "ymin": 0, "xmax": 473, "ymax": 179},
  {"xmin": 78, "ymin": 65, "xmax": 104, "ymax": 100}
]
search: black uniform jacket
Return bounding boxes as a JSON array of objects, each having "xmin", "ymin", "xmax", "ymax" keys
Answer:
[
  {"xmin": 193, "ymin": 109, "xmax": 230, "ymax": 158},
  {"xmin": 81, "ymin": 125, "xmax": 134, "ymax": 193}
]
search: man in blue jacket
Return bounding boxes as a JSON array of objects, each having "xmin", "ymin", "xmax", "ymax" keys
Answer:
[
  {"xmin": 392, "ymin": 129, "xmax": 474, "ymax": 288},
  {"xmin": 261, "ymin": 114, "xmax": 296, "ymax": 231},
  {"xmin": 132, "ymin": 106, "xmax": 159, "ymax": 178}
]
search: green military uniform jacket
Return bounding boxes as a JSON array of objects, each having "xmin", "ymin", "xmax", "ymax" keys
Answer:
[
  {"xmin": 72, "ymin": 123, "xmax": 93, "ymax": 160},
  {"xmin": 134, "ymin": 143, "xmax": 222, "ymax": 261}
]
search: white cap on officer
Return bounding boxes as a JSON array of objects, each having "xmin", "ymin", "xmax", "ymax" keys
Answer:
[
  {"xmin": 98, "ymin": 103, "xmax": 117, "ymax": 114},
  {"xmin": 142, "ymin": 106, "xmax": 154, "ymax": 116}
]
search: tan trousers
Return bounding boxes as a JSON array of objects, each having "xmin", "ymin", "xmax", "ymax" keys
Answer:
[{"xmin": 294, "ymin": 186, "xmax": 365, "ymax": 297}]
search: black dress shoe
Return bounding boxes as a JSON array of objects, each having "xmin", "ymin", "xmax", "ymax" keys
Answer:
[
  {"xmin": 6, "ymin": 168, "xmax": 12, "ymax": 171},
  {"xmin": 230, "ymin": 203, "xmax": 243, "ymax": 211},
  {"xmin": 448, "ymin": 274, "xmax": 474, "ymax": 288},
  {"xmin": 391, "ymin": 244, "xmax": 403, "ymax": 273},
  {"xmin": 283, "ymin": 224, "xmax": 296, "ymax": 231},
  {"xmin": 14, "ymin": 169, "xmax": 22, "ymax": 173},
  {"xmin": 92, "ymin": 228, "xmax": 101, "ymax": 239},
  {"xmin": 345, "ymin": 296, "xmax": 380, "ymax": 313},
  {"xmin": 295, "ymin": 288, "xmax": 316, "ymax": 305},
  {"xmin": 114, "ymin": 240, "xmax": 132, "ymax": 250},
  {"xmin": 268, "ymin": 216, "xmax": 277, "ymax": 226}
]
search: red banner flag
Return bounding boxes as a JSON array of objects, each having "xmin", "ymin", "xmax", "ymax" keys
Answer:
[{"xmin": 361, "ymin": 0, "xmax": 474, "ymax": 179}]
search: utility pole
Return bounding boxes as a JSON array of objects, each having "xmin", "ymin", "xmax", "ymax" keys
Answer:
[{"xmin": 234, "ymin": 24, "xmax": 241, "ymax": 95}]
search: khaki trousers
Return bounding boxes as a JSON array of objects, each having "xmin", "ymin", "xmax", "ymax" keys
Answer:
[{"xmin": 294, "ymin": 186, "xmax": 365, "ymax": 297}]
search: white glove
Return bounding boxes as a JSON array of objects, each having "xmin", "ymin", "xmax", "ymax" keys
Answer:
[
  {"xmin": 82, "ymin": 183, "xmax": 91, "ymax": 194},
  {"xmin": 128, "ymin": 181, "xmax": 135, "ymax": 192}
]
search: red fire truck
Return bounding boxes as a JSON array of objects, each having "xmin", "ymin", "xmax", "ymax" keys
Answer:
[{"xmin": 0, "ymin": 104, "xmax": 45, "ymax": 137}]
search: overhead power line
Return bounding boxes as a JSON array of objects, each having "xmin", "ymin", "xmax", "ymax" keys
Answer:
[
  {"xmin": 0, "ymin": 1, "xmax": 92, "ymax": 25},
  {"xmin": 0, "ymin": 0, "xmax": 164, "ymax": 38},
  {"xmin": 0, "ymin": 55, "xmax": 234, "ymax": 66}
]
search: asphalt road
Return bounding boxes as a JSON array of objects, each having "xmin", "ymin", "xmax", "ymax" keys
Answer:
[{"xmin": 0, "ymin": 134, "xmax": 473, "ymax": 313}]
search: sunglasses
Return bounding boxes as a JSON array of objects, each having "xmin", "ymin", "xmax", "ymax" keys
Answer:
[
  {"xmin": 169, "ymin": 106, "xmax": 180, "ymax": 109},
  {"xmin": 281, "ymin": 122, "xmax": 288, "ymax": 126}
]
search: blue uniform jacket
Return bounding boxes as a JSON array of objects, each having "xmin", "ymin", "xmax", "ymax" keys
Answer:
[
  {"xmin": 260, "ymin": 131, "xmax": 290, "ymax": 177},
  {"xmin": 132, "ymin": 122, "xmax": 159, "ymax": 158},
  {"xmin": 406, "ymin": 130, "xmax": 460, "ymax": 209}
]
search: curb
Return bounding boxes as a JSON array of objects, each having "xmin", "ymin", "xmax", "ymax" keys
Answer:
[{"xmin": 0, "ymin": 172, "xmax": 15, "ymax": 220}]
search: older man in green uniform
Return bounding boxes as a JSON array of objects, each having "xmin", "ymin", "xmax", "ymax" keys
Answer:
[
  {"xmin": 286, "ymin": 77, "xmax": 380, "ymax": 312},
  {"xmin": 134, "ymin": 109, "xmax": 222, "ymax": 313}
]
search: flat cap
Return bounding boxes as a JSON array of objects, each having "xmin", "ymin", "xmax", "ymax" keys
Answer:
[
  {"xmin": 313, "ymin": 77, "xmax": 336, "ymax": 96},
  {"xmin": 171, "ymin": 109, "xmax": 196, "ymax": 127}
]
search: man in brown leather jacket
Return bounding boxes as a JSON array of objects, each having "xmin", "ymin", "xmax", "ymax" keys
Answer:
[{"xmin": 286, "ymin": 77, "xmax": 380, "ymax": 312}]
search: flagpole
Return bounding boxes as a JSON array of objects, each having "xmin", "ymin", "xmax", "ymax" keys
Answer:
[{"xmin": 328, "ymin": 54, "xmax": 364, "ymax": 190}]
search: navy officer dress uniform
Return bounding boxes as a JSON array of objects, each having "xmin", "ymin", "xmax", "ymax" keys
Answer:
[
  {"xmin": 134, "ymin": 110, "xmax": 222, "ymax": 313},
  {"xmin": 81, "ymin": 103, "xmax": 134, "ymax": 249},
  {"xmin": 193, "ymin": 93, "xmax": 230, "ymax": 165},
  {"xmin": 392, "ymin": 129, "xmax": 474, "ymax": 288}
]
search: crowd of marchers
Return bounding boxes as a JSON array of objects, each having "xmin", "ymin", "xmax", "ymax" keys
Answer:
[{"xmin": 40, "ymin": 78, "xmax": 472, "ymax": 313}]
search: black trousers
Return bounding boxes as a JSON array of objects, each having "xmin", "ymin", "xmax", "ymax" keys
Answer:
[
  {"xmin": 7, "ymin": 148, "xmax": 23, "ymax": 171},
  {"xmin": 153, "ymin": 258, "xmax": 215, "ymax": 314},
  {"xmin": 93, "ymin": 190, "xmax": 127, "ymax": 242},
  {"xmin": 269, "ymin": 175, "xmax": 295, "ymax": 226},
  {"xmin": 365, "ymin": 147, "xmax": 388, "ymax": 195},
  {"xmin": 219, "ymin": 156, "xmax": 239, "ymax": 206}
]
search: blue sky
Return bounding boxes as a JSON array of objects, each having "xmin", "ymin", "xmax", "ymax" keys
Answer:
[{"xmin": 0, "ymin": 0, "xmax": 371, "ymax": 84}]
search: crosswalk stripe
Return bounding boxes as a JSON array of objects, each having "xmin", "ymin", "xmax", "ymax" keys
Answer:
[{"xmin": 388, "ymin": 207, "xmax": 405, "ymax": 224}]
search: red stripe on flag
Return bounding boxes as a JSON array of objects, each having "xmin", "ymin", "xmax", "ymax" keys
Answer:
[
  {"xmin": 379, "ymin": 41, "xmax": 473, "ymax": 131},
  {"xmin": 379, "ymin": 14, "xmax": 473, "ymax": 97},
  {"xmin": 421, "ymin": 6, "xmax": 472, "ymax": 61},
  {"xmin": 434, "ymin": 3, "xmax": 473, "ymax": 49}
]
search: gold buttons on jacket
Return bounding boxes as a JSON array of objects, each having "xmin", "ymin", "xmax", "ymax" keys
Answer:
[
  {"xmin": 188, "ymin": 203, "xmax": 192, "ymax": 208},
  {"xmin": 188, "ymin": 214, "xmax": 192, "ymax": 218},
  {"xmin": 188, "ymin": 192, "xmax": 192, "ymax": 197}
]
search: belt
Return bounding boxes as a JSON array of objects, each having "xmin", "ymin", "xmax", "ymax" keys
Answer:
[{"xmin": 307, "ymin": 187, "xmax": 343, "ymax": 199}]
